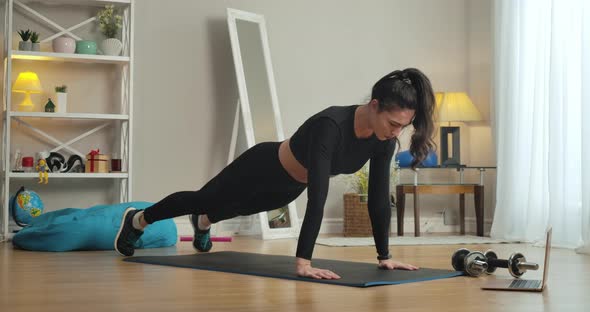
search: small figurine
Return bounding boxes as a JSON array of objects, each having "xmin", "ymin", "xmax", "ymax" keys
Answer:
[
  {"xmin": 44, "ymin": 98, "xmax": 55, "ymax": 113},
  {"xmin": 36, "ymin": 158, "xmax": 49, "ymax": 184}
]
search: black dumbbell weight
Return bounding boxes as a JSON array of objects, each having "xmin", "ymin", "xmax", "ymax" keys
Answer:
[
  {"xmin": 451, "ymin": 248, "xmax": 488, "ymax": 277},
  {"xmin": 484, "ymin": 250, "xmax": 539, "ymax": 278}
]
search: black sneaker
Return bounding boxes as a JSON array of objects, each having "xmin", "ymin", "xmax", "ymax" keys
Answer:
[
  {"xmin": 189, "ymin": 214, "xmax": 212, "ymax": 252},
  {"xmin": 115, "ymin": 207, "xmax": 144, "ymax": 256}
]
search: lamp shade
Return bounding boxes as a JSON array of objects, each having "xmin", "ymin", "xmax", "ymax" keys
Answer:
[
  {"xmin": 435, "ymin": 92, "xmax": 482, "ymax": 122},
  {"xmin": 12, "ymin": 71, "xmax": 42, "ymax": 93}
]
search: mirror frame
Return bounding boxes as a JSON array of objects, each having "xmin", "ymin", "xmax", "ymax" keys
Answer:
[{"xmin": 227, "ymin": 8, "xmax": 300, "ymax": 239}]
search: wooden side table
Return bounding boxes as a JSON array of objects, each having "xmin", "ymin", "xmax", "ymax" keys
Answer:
[{"xmin": 395, "ymin": 184, "xmax": 484, "ymax": 237}]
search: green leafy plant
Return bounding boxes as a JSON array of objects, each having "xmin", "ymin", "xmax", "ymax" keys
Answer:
[
  {"xmin": 30, "ymin": 31, "xmax": 39, "ymax": 43},
  {"xmin": 350, "ymin": 164, "xmax": 370, "ymax": 195},
  {"xmin": 346, "ymin": 160, "xmax": 401, "ymax": 195},
  {"xmin": 96, "ymin": 5, "xmax": 123, "ymax": 38},
  {"xmin": 55, "ymin": 85, "xmax": 67, "ymax": 93},
  {"xmin": 17, "ymin": 29, "xmax": 31, "ymax": 41}
]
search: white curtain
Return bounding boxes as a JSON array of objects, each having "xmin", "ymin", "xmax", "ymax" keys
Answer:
[{"xmin": 492, "ymin": 0, "xmax": 590, "ymax": 253}]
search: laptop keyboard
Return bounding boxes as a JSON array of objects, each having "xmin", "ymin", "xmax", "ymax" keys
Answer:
[{"xmin": 509, "ymin": 279, "xmax": 541, "ymax": 289}]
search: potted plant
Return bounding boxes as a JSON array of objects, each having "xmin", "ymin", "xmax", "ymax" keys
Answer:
[
  {"xmin": 345, "ymin": 160, "xmax": 400, "ymax": 202},
  {"xmin": 55, "ymin": 85, "xmax": 67, "ymax": 113},
  {"xmin": 342, "ymin": 161, "xmax": 400, "ymax": 237},
  {"xmin": 96, "ymin": 4, "xmax": 123, "ymax": 56},
  {"xmin": 30, "ymin": 31, "xmax": 40, "ymax": 51},
  {"xmin": 345, "ymin": 164, "xmax": 369, "ymax": 201},
  {"xmin": 17, "ymin": 29, "xmax": 32, "ymax": 51},
  {"xmin": 342, "ymin": 164, "xmax": 370, "ymax": 236}
]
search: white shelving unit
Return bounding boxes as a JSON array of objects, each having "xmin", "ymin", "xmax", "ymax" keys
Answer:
[
  {"xmin": 0, "ymin": 0, "xmax": 134, "ymax": 240},
  {"xmin": 7, "ymin": 111, "xmax": 130, "ymax": 120},
  {"xmin": 9, "ymin": 172, "xmax": 129, "ymax": 178},
  {"xmin": 11, "ymin": 50, "xmax": 130, "ymax": 63}
]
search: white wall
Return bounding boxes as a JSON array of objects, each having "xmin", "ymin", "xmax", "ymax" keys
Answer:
[
  {"xmin": 1, "ymin": 0, "xmax": 494, "ymax": 235},
  {"xmin": 132, "ymin": 0, "xmax": 495, "ymax": 234}
]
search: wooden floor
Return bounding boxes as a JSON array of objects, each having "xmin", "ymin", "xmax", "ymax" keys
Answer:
[{"xmin": 1, "ymin": 235, "xmax": 588, "ymax": 312}]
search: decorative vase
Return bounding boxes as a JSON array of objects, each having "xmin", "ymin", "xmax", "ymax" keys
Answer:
[
  {"xmin": 18, "ymin": 41, "xmax": 31, "ymax": 51},
  {"xmin": 56, "ymin": 92, "xmax": 67, "ymax": 113},
  {"xmin": 75, "ymin": 40, "xmax": 97, "ymax": 54},
  {"xmin": 100, "ymin": 38, "xmax": 123, "ymax": 56},
  {"xmin": 31, "ymin": 43, "xmax": 40, "ymax": 51},
  {"xmin": 52, "ymin": 37, "xmax": 75, "ymax": 53}
]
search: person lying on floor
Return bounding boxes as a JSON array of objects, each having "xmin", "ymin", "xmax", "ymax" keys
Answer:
[{"xmin": 115, "ymin": 68, "xmax": 436, "ymax": 280}]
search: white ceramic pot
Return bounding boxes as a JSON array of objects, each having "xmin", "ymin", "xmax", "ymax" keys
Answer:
[
  {"xmin": 53, "ymin": 37, "xmax": 76, "ymax": 53},
  {"xmin": 56, "ymin": 92, "xmax": 67, "ymax": 113},
  {"xmin": 100, "ymin": 38, "xmax": 123, "ymax": 56}
]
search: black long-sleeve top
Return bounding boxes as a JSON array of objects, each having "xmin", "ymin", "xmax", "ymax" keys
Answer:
[{"xmin": 289, "ymin": 105, "xmax": 395, "ymax": 260}]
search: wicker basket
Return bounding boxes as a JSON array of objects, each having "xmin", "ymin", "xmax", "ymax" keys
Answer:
[{"xmin": 343, "ymin": 193, "xmax": 372, "ymax": 237}]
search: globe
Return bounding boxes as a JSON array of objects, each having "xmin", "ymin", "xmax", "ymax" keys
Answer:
[{"xmin": 10, "ymin": 188, "xmax": 44, "ymax": 225}]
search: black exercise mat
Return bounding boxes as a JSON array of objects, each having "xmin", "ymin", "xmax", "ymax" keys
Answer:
[{"xmin": 124, "ymin": 251, "xmax": 463, "ymax": 287}]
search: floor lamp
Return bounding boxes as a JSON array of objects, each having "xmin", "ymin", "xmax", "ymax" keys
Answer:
[{"xmin": 436, "ymin": 92, "xmax": 482, "ymax": 167}]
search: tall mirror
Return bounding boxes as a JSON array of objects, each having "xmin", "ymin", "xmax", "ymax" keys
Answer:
[{"xmin": 227, "ymin": 8, "xmax": 300, "ymax": 239}]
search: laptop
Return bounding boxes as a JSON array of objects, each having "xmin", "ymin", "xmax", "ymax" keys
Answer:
[{"xmin": 481, "ymin": 227, "xmax": 552, "ymax": 292}]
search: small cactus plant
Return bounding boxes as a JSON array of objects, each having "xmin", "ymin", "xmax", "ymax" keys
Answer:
[
  {"xmin": 30, "ymin": 31, "xmax": 39, "ymax": 43},
  {"xmin": 18, "ymin": 29, "xmax": 31, "ymax": 41}
]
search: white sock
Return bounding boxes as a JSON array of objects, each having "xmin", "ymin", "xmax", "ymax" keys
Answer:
[
  {"xmin": 132, "ymin": 211, "xmax": 145, "ymax": 231},
  {"xmin": 197, "ymin": 215, "xmax": 211, "ymax": 231}
]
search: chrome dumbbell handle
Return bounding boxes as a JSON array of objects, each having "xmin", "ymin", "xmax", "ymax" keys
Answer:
[
  {"xmin": 466, "ymin": 259, "xmax": 488, "ymax": 277},
  {"xmin": 517, "ymin": 262, "xmax": 540, "ymax": 270},
  {"xmin": 464, "ymin": 251, "xmax": 488, "ymax": 277},
  {"xmin": 508, "ymin": 253, "xmax": 539, "ymax": 277},
  {"xmin": 488, "ymin": 256, "xmax": 538, "ymax": 270}
]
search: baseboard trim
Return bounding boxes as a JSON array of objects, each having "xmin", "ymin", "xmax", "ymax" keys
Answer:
[
  {"xmin": 174, "ymin": 216, "xmax": 493, "ymax": 237},
  {"xmin": 1, "ymin": 217, "xmax": 492, "ymax": 242}
]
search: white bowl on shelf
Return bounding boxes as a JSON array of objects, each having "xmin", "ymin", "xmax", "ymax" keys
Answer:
[{"xmin": 52, "ymin": 37, "xmax": 75, "ymax": 54}]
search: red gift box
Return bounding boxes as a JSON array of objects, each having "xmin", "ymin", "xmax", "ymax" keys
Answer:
[{"xmin": 85, "ymin": 149, "xmax": 109, "ymax": 173}]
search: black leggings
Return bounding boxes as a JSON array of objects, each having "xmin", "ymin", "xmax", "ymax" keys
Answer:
[{"xmin": 143, "ymin": 142, "xmax": 307, "ymax": 224}]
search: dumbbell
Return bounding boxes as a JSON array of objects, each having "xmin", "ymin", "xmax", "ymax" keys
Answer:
[
  {"xmin": 451, "ymin": 248, "xmax": 488, "ymax": 277},
  {"xmin": 484, "ymin": 250, "xmax": 539, "ymax": 278}
]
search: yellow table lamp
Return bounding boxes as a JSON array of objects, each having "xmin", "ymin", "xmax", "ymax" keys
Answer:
[
  {"xmin": 12, "ymin": 71, "xmax": 42, "ymax": 112},
  {"xmin": 435, "ymin": 92, "xmax": 482, "ymax": 166}
]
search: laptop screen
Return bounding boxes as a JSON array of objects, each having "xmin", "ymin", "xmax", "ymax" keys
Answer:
[{"xmin": 541, "ymin": 227, "xmax": 553, "ymax": 286}]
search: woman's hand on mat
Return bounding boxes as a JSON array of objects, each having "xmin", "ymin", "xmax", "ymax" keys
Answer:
[
  {"xmin": 296, "ymin": 258, "xmax": 341, "ymax": 279},
  {"xmin": 378, "ymin": 259, "xmax": 419, "ymax": 271}
]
